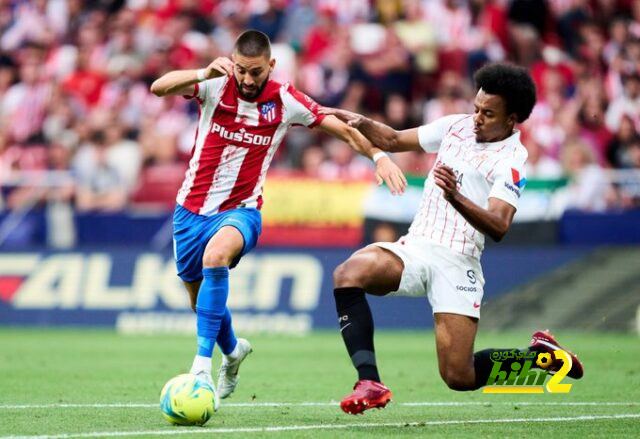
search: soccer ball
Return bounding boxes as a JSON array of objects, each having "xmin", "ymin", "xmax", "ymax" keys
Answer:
[{"xmin": 159, "ymin": 373, "xmax": 219, "ymax": 426}]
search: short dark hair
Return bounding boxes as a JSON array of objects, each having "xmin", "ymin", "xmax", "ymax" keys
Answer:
[
  {"xmin": 473, "ymin": 63, "xmax": 537, "ymax": 123},
  {"xmin": 234, "ymin": 30, "xmax": 271, "ymax": 58}
]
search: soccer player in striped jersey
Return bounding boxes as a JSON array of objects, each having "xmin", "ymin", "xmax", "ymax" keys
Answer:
[
  {"xmin": 323, "ymin": 63, "xmax": 584, "ymax": 414},
  {"xmin": 150, "ymin": 30, "xmax": 407, "ymax": 398}
]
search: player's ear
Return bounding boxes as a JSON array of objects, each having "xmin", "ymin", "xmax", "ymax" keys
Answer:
[{"xmin": 269, "ymin": 58, "xmax": 275, "ymax": 73}]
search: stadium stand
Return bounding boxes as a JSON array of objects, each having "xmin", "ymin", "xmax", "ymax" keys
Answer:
[{"xmin": 1, "ymin": 0, "xmax": 640, "ymax": 220}]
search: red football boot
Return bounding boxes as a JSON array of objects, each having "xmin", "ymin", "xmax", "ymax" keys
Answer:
[
  {"xmin": 340, "ymin": 380, "xmax": 393, "ymax": 415},
  {"xmin": 530, "ymin": 330, "xmax": 584, "ymax": 379}
]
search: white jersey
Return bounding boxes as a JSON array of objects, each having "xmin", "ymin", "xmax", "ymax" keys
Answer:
[{"xmin": 408, "ymin": 114, "xmax": 528, "ymax": 259}]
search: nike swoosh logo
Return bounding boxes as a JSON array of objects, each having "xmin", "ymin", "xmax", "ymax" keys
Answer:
[
  {"xmin": 340, "ymin": 323, "xmax": 352, "ymax": 332},
  {"xmin": 473, "ymin": 302, "xmax": 481, "ymax": 308},
  {"xmin": 535, "ymin": 339, "xmax": 561, "ymax": 351},
  {"xmin": 219, "ymin": 102, "xmax": 235, "ymax": 109}
]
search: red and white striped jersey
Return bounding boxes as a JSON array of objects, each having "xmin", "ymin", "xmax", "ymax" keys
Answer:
[
  {"xmin": 408, "ymin": 114, "xmax": 528, "ymax": 259},
  {"xmin": 177, "ymin": 76, "xmax": 325, "ymax": 215}
]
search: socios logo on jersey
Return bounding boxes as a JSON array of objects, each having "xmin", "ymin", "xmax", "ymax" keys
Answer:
[
  {"xmin": 260, "ymin": 101, "xmax": 277, "ymax": 123},
  {"xmin": 511, "ymin": 168, "xmax": 527, "ymax": 189},
  {"xmin": 503, "ymin": 168, "xmax": 526, "ymax": 197}
]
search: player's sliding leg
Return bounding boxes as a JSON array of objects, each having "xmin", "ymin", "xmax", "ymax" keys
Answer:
[
  {"xmin": 435, "ymin": 313, "xmax": 542, "ymax": 390},
  {"xmin": 469, "ymin": 335, "xmax": 583, "ymax": 387},
  {"xmin": 529, "ymin": 330, "xmax": 584, "ymax": 379},
  {"xmin": 433, "ymin": 313, "xmax": 480, "ymax": 390},
  {"xmin": 434, "ymin": 315, "xmax": 583, "ymax": 391},
  {"xmin": 472, "ymin": 345, "xmax": 543, "ymax": 388},
  {"xmin": 333, "ymin": 246, "xmax": 403, "ymax": 414}
]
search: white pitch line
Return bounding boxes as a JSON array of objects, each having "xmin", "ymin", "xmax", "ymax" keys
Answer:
[
  {"xmin": 1, "ymin": 401, "xmax": 640, "ymax": 409},
  {"xmin": 2, "ymin": 413, "xmax": 639, "ymax": 439},
  {"xmin": 401, "ymin": 401, "xmax": 640, "ymax": 407}
]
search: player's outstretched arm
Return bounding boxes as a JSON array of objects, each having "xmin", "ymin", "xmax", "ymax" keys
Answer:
[
  {"xmin": 150, "ymin": 57, "xmax": 234, "ymax": 97},
  {"xmin": 320, "ymin": 107, "xmax": 422, "ymax": 153},
  {"xmin": 318, "ymin": 115, "xmax": 407, "ymax": 195},
  {"xmin": 433, "ymin": 164, "xmax": 516, "ymax": 241}
]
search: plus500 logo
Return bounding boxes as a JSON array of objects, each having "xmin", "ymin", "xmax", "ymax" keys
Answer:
[{"xmin": 211, "ymin": 122, "xmax": 272, "ymax": 146}]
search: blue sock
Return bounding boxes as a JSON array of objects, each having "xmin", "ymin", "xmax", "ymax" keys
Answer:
[
  {"xmin": 196, "ymin": 267, "xmax": 229, "ymax": 357},
  {"xmin": 216, "ymin": 307, "xmax": 238, "ymax": 355}
]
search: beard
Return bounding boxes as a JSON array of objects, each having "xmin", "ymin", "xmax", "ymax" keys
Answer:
[{"xmin": 236, "ymin": 75, "xmax": 269, "ymax": 99}]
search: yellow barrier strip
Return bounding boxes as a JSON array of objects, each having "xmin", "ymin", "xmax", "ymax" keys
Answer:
[
  {"xmin": 482, "ymin": 387, "xmax": 544, "ymax": 394},
  {"xmin": 262, "ymin": 179, "xmax": 370, "ymax": 227}
]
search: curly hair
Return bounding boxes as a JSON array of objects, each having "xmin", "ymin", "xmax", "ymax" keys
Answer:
[
  {"xmin": 473, "ymin": 63, "xmax": 537, "ymax": 123},
  {"xmin": 234, "ymin": 30, "xmax": 271, "ymax": 59}
]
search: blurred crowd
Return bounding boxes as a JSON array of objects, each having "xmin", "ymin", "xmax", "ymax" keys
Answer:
[{"xmin": 1, "ymin": 0, "xmax": 640, "ymax": 215}]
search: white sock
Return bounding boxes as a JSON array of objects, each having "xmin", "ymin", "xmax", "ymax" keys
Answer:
[
  {"xmin": 226, "ymin": 341, "xmax": 241, "ymax": 359},
  {"xmin": 190, "ymin": 355, "xmax": 212, "ymax": 375}
]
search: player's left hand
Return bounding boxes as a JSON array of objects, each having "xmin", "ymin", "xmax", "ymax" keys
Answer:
[
  {"xmin": 204, "ymin": 57, "xmax": 234, "ymax": 78},
  {"xmin": 319, "ymin": 107, "xmax": 365, "ymax": 128},
  {"xmin": 433, "ymin": 164, "xmax": 458, "ymax": 201},
  {"xmin": 375, "ymin": 155, "xmax": 407, "ymax": 195}
]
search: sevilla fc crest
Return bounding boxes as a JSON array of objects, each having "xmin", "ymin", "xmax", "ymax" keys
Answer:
[{"xmin": 260, "ymin": 101, "xmax": 277, "ymax": 122}]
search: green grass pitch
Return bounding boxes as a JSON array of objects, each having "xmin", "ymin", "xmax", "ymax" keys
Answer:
[{"xmin": 1, "ymin": 328, "xmax": 639, "ymax": 438}]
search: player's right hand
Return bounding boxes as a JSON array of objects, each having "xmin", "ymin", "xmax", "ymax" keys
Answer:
[
  {"xmin": 320, "ymin": 107, "xmax": 365, "ymax": 128},
  {"xmin": 204, "ymin": 57, "xmax": 234, "ymax": 79}
]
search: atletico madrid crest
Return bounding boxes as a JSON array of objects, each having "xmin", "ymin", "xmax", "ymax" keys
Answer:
[{"xmin": 260, "ymin": 101, "xmax": 277, "ymax": 122}]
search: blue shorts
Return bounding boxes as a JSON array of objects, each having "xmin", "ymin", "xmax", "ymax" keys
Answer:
[{"xmin": 173, "ymin": 204, "xmax": 262, "ymax": 283}]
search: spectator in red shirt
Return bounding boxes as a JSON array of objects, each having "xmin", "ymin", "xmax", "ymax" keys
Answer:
[{"xmin": 62, "ymin": 48, "xmax": 107, "ymax": 109}]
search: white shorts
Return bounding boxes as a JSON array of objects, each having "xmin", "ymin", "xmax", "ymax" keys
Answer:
[{"xmin": 374, "ymin": 238, "xmax": 485, "ymax": 318}]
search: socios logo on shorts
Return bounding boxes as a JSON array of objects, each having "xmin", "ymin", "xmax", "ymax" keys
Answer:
[{"xmin": 483, "ymin": 349, "xmax": 574, "ymax": 394}]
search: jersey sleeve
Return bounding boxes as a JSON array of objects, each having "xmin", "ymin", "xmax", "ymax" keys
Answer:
[
  {"xmin": 183, "ymin": 76, "xmax": 227, "ymax": 105},
  {"xmin": 281, "ymin": 83, "xmax": 325, "ymax": 128},
  {"xmin": 488, "ymin": 153, "xmax": 528, "ymax": 208},
  {"xmin": 417, "ymin": 114, "xmax": 468, "ymax": 152}
]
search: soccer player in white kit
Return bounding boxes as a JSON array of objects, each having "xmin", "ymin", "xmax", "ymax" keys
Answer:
[
  {"xmin": 150, "ymin": 30, "xmax": 407, "ymax": 402},
  {"xmin": 323, "ymin": 63, "xmax": 584, "ymax": 414}
]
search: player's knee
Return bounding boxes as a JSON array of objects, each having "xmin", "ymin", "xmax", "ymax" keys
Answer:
[
  {"xmin": 333, "ymin": 256, "xmax": 371, "ymax": 288},
  {"xmin": 333, "ymin": 260, "xmax": 356, "ymax": 288},
  {"xmin": 202, "ymin": 247, "xmax": 232, "ymax": 268},
  {"xmin": 441, "ymin": 368, "xmax": 474, "ymax": 391}
]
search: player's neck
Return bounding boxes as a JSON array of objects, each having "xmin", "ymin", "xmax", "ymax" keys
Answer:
[{"xmin": 487, "ymin": 128, "xmax": 516, "ymax": 144}]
